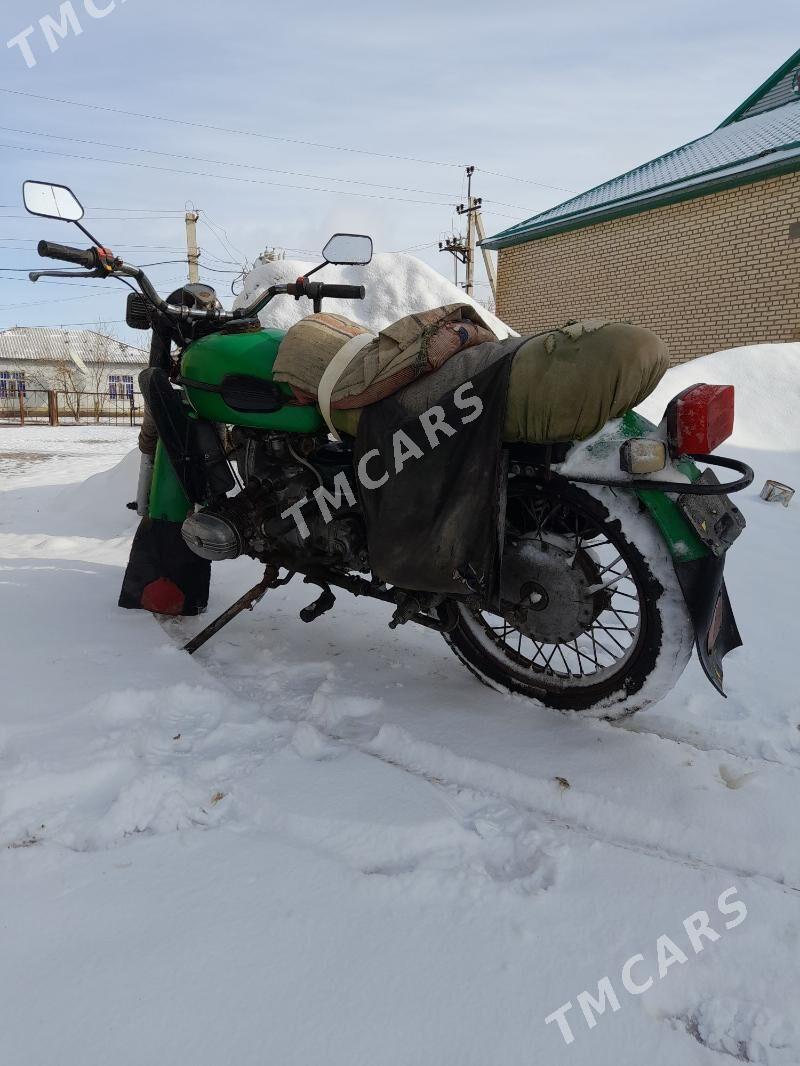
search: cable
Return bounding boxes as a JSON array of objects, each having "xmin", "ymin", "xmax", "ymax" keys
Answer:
[
  {"xmin": 199, "ymin": 215, "xmax": 247, "ymax": 267},
  {"xmin": 391, "ymin": 241, "xmax": 441, "ymax": 253},
  {"xmin": 193, "ymin": 264, "xmax": 247, "ymax": 275},
  {"xmin": 0, "ymin": 142, "xmax": 460, "ymax": 209},
  {"xmin": 0, "ymin": 212, "xmax": 185, "ymax": 221},
  {"xmin": 477, "ymin": 168, "xmax": 575, "ymax": 193},
  {"xmin": 0, "ymin": 292, "xmax": 122, "ymax": 310},
  {"xmin": 1, "ymin": 88, "xmax": 564, "ymax": 190},
  {"xmin": 0, "ymin": 126, "xmax": 464, "ymax": 201},
  {"xmin": 0, "ymin": 319, "xmax": 129, "ymax": 329},
  {"xmin": 0, "ymin": 87, "xmax": 467, "ymax": 169}
]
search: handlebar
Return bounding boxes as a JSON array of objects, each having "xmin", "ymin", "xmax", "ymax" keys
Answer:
[
  {"xmin": 38, "ymin": 240, "xmax": 98, "ymax": 269},
  {"xmin": 31, "ymin": 242, "xmax": 367, "ymax": 328},
  {"xmin": 312, "ymin": 283, "xmax": 366, "ymax": 300},
  {"xmin": 285, "ymin": 280, "xmax": 365, "ymax": 301}
]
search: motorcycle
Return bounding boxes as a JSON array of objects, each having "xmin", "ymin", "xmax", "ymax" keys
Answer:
[{"xmin": 23, "ymin": 179, "xmax": 754, "ymax": 718}]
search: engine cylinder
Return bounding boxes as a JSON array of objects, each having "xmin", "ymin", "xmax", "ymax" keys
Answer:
[{"xmin": 182, "ymin": 511, "xmax": 242, "ymax": 561}]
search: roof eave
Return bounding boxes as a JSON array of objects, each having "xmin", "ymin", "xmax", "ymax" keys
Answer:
[{"xmin": 482, "ymin": 152, "xmax": 800, "ymax": 250}]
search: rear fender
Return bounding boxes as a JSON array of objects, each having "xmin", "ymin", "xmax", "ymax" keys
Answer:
[{"xmin": 562, "ymin": 411, "xmax": 742, "ymax": 693}]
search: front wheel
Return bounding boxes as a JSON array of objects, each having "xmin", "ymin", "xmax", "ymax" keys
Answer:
[{"xmin": 442, "ymin": 476, "xmax": 693, "ymax": 719}]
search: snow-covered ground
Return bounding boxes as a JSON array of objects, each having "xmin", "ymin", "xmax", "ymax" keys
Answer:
[{"xmin": 1, "ymin": 343, "xmax": 799, "ymax": 1066}]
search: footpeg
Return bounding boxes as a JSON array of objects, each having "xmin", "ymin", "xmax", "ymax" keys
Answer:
[
  {"xmin": 388, "ymin": 594, "xmax": 423, "ymax": 630},
  {"xmin": 300, "ymin": 586, "xmax": 336, "ymax": 623}
]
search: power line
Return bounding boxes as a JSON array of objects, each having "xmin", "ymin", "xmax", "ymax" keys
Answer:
[
  {"xmin": 0, "ymin": 204, "xmax": 182, "ymax": 213},
  {"xmin": 0, "ymin": 87, "xmax": 466, "ymax": 169},
  {"xmin": 0, "ymin": 319, "xmax": 129, "ymax": 329},
  {"xmin": 0, "ymin": 142, "xmax": 460, "ymax": 209},
  {"xmin": 0, "ymin": 291, "xmax": 122, "ymax": 310},
  {"xmin": 477, "ymin": 167, "xmax": 574, "ymax": 193},
  {"xmin": 0, "ymin": 126, "xmax": 464, "ymax": 201},
  {"xmin": 0, "ymin": 88, "xmax": 566, "ymax": 191},
  {"xmin": 200, "ymin": 214, "xmax": 247, "ymax": 267},
  {"xmin": 0, "ymin": 215, "xmax": 185, "ymax": 223}
]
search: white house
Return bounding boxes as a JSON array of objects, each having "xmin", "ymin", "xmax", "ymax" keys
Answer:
[{"xmin": 0, "ymin": 327, "xmax": 147, "ymax": 401}]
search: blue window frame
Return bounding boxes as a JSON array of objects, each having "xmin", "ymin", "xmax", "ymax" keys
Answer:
[
  {"xmin": 108, "ymin": 374, "xmax": 134, "ymax": 400},
  {"xmin": 0, "ymin": 371, "xmax": 25, "ymax": 398}
]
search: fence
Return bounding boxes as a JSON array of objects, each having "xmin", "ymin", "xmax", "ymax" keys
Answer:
[{"xmin": 0, "ymin": 389, "xmax": 144, "ymax": 426}]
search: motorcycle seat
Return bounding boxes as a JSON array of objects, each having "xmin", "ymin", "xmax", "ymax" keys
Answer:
[{"xmin": 330, "ymin": 319, "xmax": 670, "ymax": 444}]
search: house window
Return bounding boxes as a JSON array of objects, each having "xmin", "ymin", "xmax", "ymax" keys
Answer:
[
  {"xmin": 0, "ymin": 371, "xmax": 25, "ymax": 398},
  {"xmin": 108, "ymin": 374, "xmax": 134, "ymax": 399}
]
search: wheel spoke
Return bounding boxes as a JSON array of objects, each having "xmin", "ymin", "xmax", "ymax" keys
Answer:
[{"xmin": 470, "ymin": 482, "xmax": 648, "ymax": 695}]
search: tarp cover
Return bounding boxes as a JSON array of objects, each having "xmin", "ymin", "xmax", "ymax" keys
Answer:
[
  {"xmin": 274, "ymin": 304, "xmax": 496, "ymax": 409},
  {"xmin": 355, "ymin": 338, "xmax": 524, "ymax": 595},
  {"xmin": 332, "ymin": 319, "xmax": 670, "ymax": 441}
]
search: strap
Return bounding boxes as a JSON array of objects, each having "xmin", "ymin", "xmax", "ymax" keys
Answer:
[
  {"xmin": 466, "ymin": 304, "xmax": 505, "ymax": 339},
  {"xmin": 317, "ymin": 331, "xmax": 376, "ymax": 441}
]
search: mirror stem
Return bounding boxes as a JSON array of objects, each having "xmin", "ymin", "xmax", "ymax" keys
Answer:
[{"xmin": 74, "ymin": 218, "xmax": 105, "ymax": 250}]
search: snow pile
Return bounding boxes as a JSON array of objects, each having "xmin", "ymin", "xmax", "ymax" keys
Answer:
[
  {"xmin": 234, "ymin": 252, "xmax": 514, "ymax": 338},
  {"xmin": 54, "ymin": 447, "xmax": 141, "ymax": 538},
  {"xmin": 637, "ymin": 342, "xmax": 800, "ymax": 452}
]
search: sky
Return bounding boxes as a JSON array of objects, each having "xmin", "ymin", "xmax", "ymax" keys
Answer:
[{"xmin": 0, "ymin": 0, "xmax": 797, "ymax": 347}]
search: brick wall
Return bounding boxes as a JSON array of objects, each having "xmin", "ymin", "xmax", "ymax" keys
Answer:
[{"xmin": 495, "ymin": 171, "xmax": 800, "ymax": 363}]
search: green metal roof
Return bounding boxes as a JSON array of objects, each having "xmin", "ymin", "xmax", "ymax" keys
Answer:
[
  {"xmin": 718, "ymin": 47, "xmax": 800, "ymax": 126},
  {"xmin": 484, "ymin": 49, "xmax": 800, "ymax": 251}
]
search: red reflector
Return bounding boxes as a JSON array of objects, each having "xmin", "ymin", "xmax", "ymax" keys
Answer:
[
  {"xmin": 141, "ymin": 578, "xmax": 186, "ymax": 616},
  {"xmin": 667, "ymin": 384, "xmax": 735, "ymax": 455}
]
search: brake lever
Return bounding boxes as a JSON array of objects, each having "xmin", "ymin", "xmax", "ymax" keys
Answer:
[{"xmin": 29, "ymin": 268, "xmax": 103, "ymax": 282}]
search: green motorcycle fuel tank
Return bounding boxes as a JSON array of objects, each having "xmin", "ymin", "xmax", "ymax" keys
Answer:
[{"xmin": 180, "ymin": 327, "xmax": 327, "ymax": 433}]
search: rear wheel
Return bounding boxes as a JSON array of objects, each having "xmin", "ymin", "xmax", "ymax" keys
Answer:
[{"xmin": 442, "ymin": 476, "xmax": 693, "ymax": 718}]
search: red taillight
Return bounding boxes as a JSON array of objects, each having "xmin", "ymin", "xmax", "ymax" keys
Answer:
[{"xmin": 666, "ymin": 384, "xmax": 735, "ymax": 455}]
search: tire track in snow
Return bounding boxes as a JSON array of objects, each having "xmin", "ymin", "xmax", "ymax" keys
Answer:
[
  {"xmin": 612, "ymin": 715, "xmax": 800, "ymax": 774},
  {"xmin": 193, "ymin": 643, "xmax": 800, "ymax": 900},
  {"xmin": 356, "ymin": 724, "xmax": 800, "ymax": 898}
]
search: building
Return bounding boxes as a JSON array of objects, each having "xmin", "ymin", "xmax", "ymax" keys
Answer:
[
  {"xmin": 0, "ymin": 327, "xmax": 147, "ymax": 402},
  {"xmin": 483, "ymin": 49, "xmax": 800, "ymax": 363}
]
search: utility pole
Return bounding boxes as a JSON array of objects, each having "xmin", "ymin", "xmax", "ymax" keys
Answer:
[
  {"xmin": 438, "ymin": 234, "xmax": 468, "ymax": 287},
  {"xmin": 185, "ymin": 208, "xmax": 200, "ymax": 284},
  {"xmin": 473, "ymin": 210, "xmax": 497, "ymax": 303},
  {"xmin": 454, "ymin": 166, "xmax": 498, "ymax": 303},
  {"xmin": 456, "ymin": 165, "xmax": 479, "ymax": 297}
]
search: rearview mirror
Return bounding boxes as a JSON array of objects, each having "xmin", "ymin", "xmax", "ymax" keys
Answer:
[
  {"xmin": 322, "ymin": 233, "xmax": 373, "ymax": 266},
  {"xmin": 23, "ymin": 180, "xmax": 84, "ymax": 222}
]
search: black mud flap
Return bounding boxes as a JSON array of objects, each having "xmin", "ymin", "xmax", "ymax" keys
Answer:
[
  {"xmin": 673, "ymin": 554, "xmax": 742, "ymax": 695},
  {"xmin": 119, "ymin": 517, "xmax": 211, "ymax": 616}
]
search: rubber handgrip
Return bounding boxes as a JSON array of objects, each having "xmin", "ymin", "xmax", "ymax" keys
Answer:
[
  {"xmin": 37, "ymin": 240, "xmax": 97, "ymax": 268},
  {"xmin": 319, "ymin": 284, "xmax": 366, "ymax": 299}
]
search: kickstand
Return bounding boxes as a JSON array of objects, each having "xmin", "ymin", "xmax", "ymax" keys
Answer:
[{"xmin": 183, "ymin": 565, "xmax": 287, "ymax": 655}]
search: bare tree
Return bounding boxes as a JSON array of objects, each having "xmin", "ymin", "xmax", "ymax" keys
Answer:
[
  {"xmin": 84, "ymin": 322, "xmax": 117, "ymax": 421},
  {"xmin": 13, "ymin": 323, "xmax": 121, "ymax": 422}
]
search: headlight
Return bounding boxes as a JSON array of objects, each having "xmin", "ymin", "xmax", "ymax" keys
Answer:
[{"xmin": 619, "ymin": 438, "xmax": 667, "ymax": 475}]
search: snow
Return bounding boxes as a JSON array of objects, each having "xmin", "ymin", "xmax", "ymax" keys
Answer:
[
  {"xmin": 1, "ymin": 343, "xmax": 799, "ymax": 1065},
  {"xmin": 637, "ymin": 343, "xmax": 800, "ymax": 453},
  {"xmin": 234, "ymin": 252, "xmax": 515, "ymax": 338}
]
